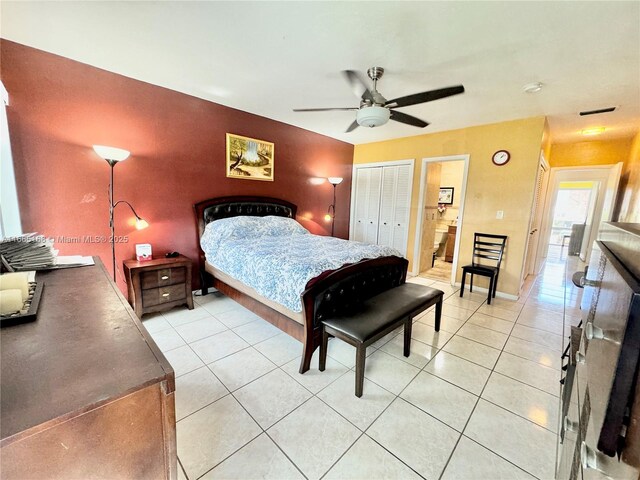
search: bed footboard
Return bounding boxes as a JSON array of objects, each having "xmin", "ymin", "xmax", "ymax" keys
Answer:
[{"xmin": 299, "ymin": 256, "xmax": 408, "ymax": 373}]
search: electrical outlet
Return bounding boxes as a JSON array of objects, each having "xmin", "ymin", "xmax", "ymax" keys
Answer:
[{"xmin": 496, "ymin": 210, "xmax": 504, "ymax": 219}]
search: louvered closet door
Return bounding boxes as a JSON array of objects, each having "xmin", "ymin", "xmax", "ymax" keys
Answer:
[
  {"xmin": 390, "ymin": 164, "xmax": 412, "ymax": 255},
  {"xmin": 352, "ymin": 168, "xmax": 369, "ymax": 242},
  {"xmin": 378, "ymin": 164, "xmax": 411, "ymax": 256},
  {"xmin": 364, "ymin": 168, "xmax": 382, "ymax": 244}
]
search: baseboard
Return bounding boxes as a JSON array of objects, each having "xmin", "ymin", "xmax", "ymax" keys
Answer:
[{"xmin": 453, "ymin": 282, "xmax": 519, "ymax": 301}]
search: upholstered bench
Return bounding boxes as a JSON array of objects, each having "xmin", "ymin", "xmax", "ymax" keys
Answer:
[{"xmin": 319, "ymin": 283, "xmax": 444, "ymax": 397}]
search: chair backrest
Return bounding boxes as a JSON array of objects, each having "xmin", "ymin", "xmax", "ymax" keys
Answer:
[{"xmin": 472, "ymin": 233, "xmax": 508, "ymax": 269}]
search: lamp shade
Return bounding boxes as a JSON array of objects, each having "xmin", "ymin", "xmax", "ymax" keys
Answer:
[
  {"xmin": 327, "ymin": 177, "xmax": 343, "ymax": 185},
  {"xmin": 356, "ymin": 106, "xmax": 390, "ymax": 128},
  {"xmin": 93, "ymin": 145, "xmax": 130, "ymax": 162},
  {"xmin": 135, "ymin": 218, "xmax": 149, "ymax": 230}
]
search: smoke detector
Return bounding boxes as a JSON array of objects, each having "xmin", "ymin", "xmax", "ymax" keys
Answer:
[{"xmin": 522, "ymin": 82, "xmax": 543, "ymax": 93}]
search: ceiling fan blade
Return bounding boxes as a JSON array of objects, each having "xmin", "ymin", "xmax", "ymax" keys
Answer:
[
  {"xmin": 342, "ymin": 70, "xmax": 374, "ymax": 102},
  {"xmin": 345, "ymin": 119, "xmax": 359, "ymax": 133},
  {"xmin": 390, "ymin": 110, "xmax": 430, "ymax": 128},
  {"xmin": 293, "ymin": 107, "xmax": 358, "ymax": 112},
  {"xmin": 385, "ymin": 85, "xmax": 465, "ymax": 109}
]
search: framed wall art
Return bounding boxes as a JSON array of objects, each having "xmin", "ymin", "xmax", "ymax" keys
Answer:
[
  {"xmin": 438, "ymin": 187, "xmax": 454, "ymax": 205},
  {"xmin": 226, "ymin": 133, "xmax": 274, "ymax": 181}
]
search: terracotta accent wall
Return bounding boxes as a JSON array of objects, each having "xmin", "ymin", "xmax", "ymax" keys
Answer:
[{"xmin": 0, "ymin": 40, "xmax": 354, "ymax": 291}]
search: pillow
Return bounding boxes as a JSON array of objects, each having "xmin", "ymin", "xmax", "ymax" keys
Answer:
[{"xmin": 201, "ymin": 216, "xmax": 308, "ymax": 258}]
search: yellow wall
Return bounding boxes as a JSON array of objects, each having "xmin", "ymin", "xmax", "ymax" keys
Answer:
[
  {"xmin": 615, "ymin": 131, "xmax": 640, "ymax": 222},
  {"xmin": 354, "ymin": 116, "xmax": 546, "ymax": 297},
  {"xmin": 549, "ymin": 137, "xmax": 632, "ymax": 167}
]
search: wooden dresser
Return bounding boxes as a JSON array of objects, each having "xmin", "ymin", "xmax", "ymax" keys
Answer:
[
  {"xmin": 124, "ymin": 255, "xmax": 193, "ymax": 318},
  {"xmin": 0, "ymin": 258, "xmax": 177, "ymax": 479},
  {"xmin": 445, "ymin": 225, "xmax": 457, "ymax": 262}
]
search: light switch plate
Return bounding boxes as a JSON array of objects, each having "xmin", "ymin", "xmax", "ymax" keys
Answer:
[{"xmin": 496, "ymin": 210, "xmax": 504, "ymax": 219}]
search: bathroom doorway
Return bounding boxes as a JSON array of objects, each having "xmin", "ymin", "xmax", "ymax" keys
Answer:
[{"xmin": 413, "ymin": 155, "xmax": 470, "ymax": 284}]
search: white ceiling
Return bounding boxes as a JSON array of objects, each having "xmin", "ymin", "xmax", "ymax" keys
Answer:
[{"xmin": 2, "ymin": 1, "xmax": 639, "ymax": 145}]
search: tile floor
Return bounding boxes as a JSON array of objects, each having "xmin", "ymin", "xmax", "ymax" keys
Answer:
[{"xmin": 145, "ymin": 246, "xmax": 583, "ymax": 480}]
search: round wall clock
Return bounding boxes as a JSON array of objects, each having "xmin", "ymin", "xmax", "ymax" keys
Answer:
[{"xmin": 492, "ymin": 150, "xmax": 511, "ymax": 166}]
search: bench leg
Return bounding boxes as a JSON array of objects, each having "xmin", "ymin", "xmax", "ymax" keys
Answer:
[
  {"xmin": 319, "ymin": 328, "xmax": 328, "ymax": 372},
  {"xmin": 355, "ymin": 345, "xmax": 366, "ymax": 398},
  {"xmin": 493, "ymin": 272, "xmax": 499, "ymax": 298},
  {"xmin": 460, "ymin": 270, "xmax": 466, "ymax": 298},
  {"xmin": 404, "ymin": 318, "xmax": 412, "ymax": 357},
  {"xmin": 435, "ymin": 299, "xmax": 442, "ymax": 332},
  {"xmin": 470, "ymin": 273, "xmax": 474, "ymax": 293}
]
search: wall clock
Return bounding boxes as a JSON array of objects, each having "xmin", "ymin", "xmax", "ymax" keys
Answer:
[{"xmin": 492, "ymin": 150, "xmax": 510, "ymax": 166}]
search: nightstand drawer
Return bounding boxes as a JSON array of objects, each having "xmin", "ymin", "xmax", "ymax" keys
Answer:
[
  {"xmin": 141, "ymin": 267, "xmax": 186, "ymax": 289},
  {"xmin": 142, "ymin": 284, "xmax": 187, "ymax": 307}
]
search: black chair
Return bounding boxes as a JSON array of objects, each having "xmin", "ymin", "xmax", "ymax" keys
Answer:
[{"xmin": 459, "ymin": 233, "xmax": 507, "ymax": 305}]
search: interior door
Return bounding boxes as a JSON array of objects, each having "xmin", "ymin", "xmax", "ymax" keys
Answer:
[
  {"xmin": 390, "ymin": 164, "xmax": 412, "ymax": 255},
  {"xmin": 352, "ymin": 168, "xmax": 369, "ymax": 242},
  {"xmin": 364, "ymin": 167, "xmax": 382, "ymax": 244},
  {"xmin": 377, "ymin": 166, "xmax": 397, "ymax": 249},
  {"xmin": 524, "ymin": 158, "xmax": 549, "ymax": 279}
]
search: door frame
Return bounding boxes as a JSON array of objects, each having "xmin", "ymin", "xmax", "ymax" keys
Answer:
[
  {"xmin": 536, "ymin": 163, "xmax": 623, "ymax": 267},
  {"xmin": 412, "ymin": 154, "xmax": 470, "ymax": 282},
  {"xmin": 349, "ymin": 159, "xmax": 415, "ymax": 249}
]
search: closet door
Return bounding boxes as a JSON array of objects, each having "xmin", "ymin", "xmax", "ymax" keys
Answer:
[
  {"xmin": 364, "ymin": 167, "xmax": 382, "ymax": 244},
  {"xmin": 352, "ymin": 168, "xmax": 369, "ymax": 242},
  {"xmin": 378, "ymin": 164, "xmax": 411, "ymax": 256},
  {"xmin": 390, "ymin": 164, "xmax": 412, "ymax": 255}
]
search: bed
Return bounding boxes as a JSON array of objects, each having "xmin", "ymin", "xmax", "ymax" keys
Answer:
[{"xmin": 194, "ymin": 196, "xmax": 408, "ymax": 373}]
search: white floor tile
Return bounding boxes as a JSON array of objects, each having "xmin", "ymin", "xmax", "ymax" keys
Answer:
[
  {"xmin": 442, "ymin": 335, "xmax": 501, "ymax": 369},
  {"xmin": 234, "ymin": 369, "xmax": 312, "ymax": 429},
  {"xmin": 175, "ymin": 366, "xmax": 228, "ymax": 420},
  {"xmin": 190, "ymin": 330, "xmax": 250, "ymax": 364},
  {"xmin": 379, "ymin": 335, "xmax": 438, "ymax": 368},
  {"xmin": 444, "ymin": 295, "xmax": 483, "ymax": 311},
  {"xmin": 200, "ymin": 294, "xmax": 243, "ymax": 315},
  {"xmin": 214, "ymin": 307, "xmax": 261, "ymax": 329},
  {"xmin": 494, "ymin": 352, "xmax": 560, "ymax": 396},
  {"xmin": 283, "ymin": 351, "xmax": 348, "ymax": 394},
  {"xmin": 367, "ymin": 398, "xmax": 459, "ymax": 480},
  {"xmin": 175, "ymin": 317, "xmax": 228, "ymax": 343},
  {"xmin": 424, "ymin": 351, "xmax": 491, "ymax": 395},
  {"xmin": 363, "ymin": 350, "xmax": 420, "ymax": 395},
  {"xmin": 268, "ymin": 397, "xmax": 360, "ymax": 480},
  {"xmin": 401, "ymin": 371, "xmax": 477, "ymax": 431},
  {"xmin": 163, "ymin": 345, "xmax": 205, "ymax": 377},
  {"xmin": 318, "ymin": 372, "xmax": 395, "ymax": 430},
  {"xmin": 208, "ymin": 347, "xmax": 276, "ymax": 392},
  {"xmin": 141, "ymin": 314, "xmax": 172, "ymax": 333},
  {"xmin": 441, "ymin": 304, "xmax": 474, "ymax": 321},
  {"xmin": 456, "ymin": 323, "xmax": 508, "ymax": 350},
  {"xmin": 503, "ymin": 336, "xmax": 562, "ymax": 369},
  {"xmin": 416, "ymin": 312, "xmax": 465, "ymax": 334},
  {"xmin": 516, "ymin": 315, "xmax": 565, "ymax": 336},
  {"xmin": 232, "ymin": 319, "xmax": 281, "ymax": 345},
  {"xmin": 467, "ymin": 312, "xmax": 514, "ymax": 334},
  {"xmin": 254, "ymin": 333, "xmax": 302, "ymax": 366},
  {"xmin": 177, "ymin": 395, "xmax": 261, "ymax": 479},
  {"xmin": 149, "ymin": 327, "xmax": 187, "ymax": 352},
  {"xmin": 441, "ymin": 436, "xmax": 536, "ymax": 480},
  {"xmin": 324, "ymin": 435, "xmax": 421, "ymax": 480},
  {"xmin": 482, "ymin": 372, "xmax": 559, "ymax": 432},
  {"xmin": 326, "ymin": 338, "xmax": 376, "ymax": 369},
  {"xmin": 201, "ymin": 433, "xmax": 303, "ymax": 479},
  {"xmin": 163, "ymin": 304, "xmax": 213, "ymax": 327},
  {"xmin": 477, "ymin": 304, "xmax": 519, "ymax": 321},
  {"xmin": 410, "ymin": 322, "xmax": 453, "ymax": 348},
  {"xmin": 464, "ymin": 399, "xmax": 556, "ymax": 480}
]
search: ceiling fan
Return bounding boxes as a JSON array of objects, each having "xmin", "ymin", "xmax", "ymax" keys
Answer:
[{"xmin": 293, "ymin": 67, "xmax": 465, "ymax": 133}]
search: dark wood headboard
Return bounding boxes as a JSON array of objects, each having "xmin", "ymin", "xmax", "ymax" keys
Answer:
[
  {"xmin": 193, "ymin": 196, "xmax": 298, "ymax": 292},
  {"xmin": 194, "ymin": 195, "xmax": 297, "ymax": 240}
]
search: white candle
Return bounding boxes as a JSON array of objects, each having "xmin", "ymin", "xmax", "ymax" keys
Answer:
[
  {"xmin": 0, "ymin": 289, "xmax": 24, "ymax": 314},
  {"xmin": 0, "ymin": 272, "xmax": 29, "ymax": 301}
]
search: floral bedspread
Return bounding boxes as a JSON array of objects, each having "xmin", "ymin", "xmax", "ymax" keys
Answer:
[{"xmin": 200, "ymin": 216, "xmax": 401, "ymax": 312}]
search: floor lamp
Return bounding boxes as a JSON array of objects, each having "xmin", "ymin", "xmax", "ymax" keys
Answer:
[
  {"xmin": 325, "ymin": 176, "xmax": 343, "ymax": 236},
  {"xmin": 93, "ymin": 145, "xmax": 149, "ymax": 282}
]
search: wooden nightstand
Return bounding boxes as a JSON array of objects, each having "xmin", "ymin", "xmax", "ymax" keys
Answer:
[{"xmin": 124, "ymin": 255, "xmax": 194, "ymax": 318}]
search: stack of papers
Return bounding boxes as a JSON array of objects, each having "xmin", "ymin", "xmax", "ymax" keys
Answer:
[{"xmin": 1, "ymin": 234, "xmax": 95, "ymax": 271}]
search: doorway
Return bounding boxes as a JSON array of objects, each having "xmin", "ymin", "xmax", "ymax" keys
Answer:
[
  {"xmin": 536, "ymin": 163, "xmax": 623, "ymax": 267},
  {"xmin": 412, "ymin": 154, "xmax": 470, "ymax": 284}
]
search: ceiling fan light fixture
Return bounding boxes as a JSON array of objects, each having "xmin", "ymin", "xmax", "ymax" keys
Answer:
[{"xmin": 356, "ymin": 105, "xmax": 390, "ymax": 128}]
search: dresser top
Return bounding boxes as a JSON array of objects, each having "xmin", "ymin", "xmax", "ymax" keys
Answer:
[{"xmin": 0, "ymin": 258, "xmax": 173, "ymax": 444}]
